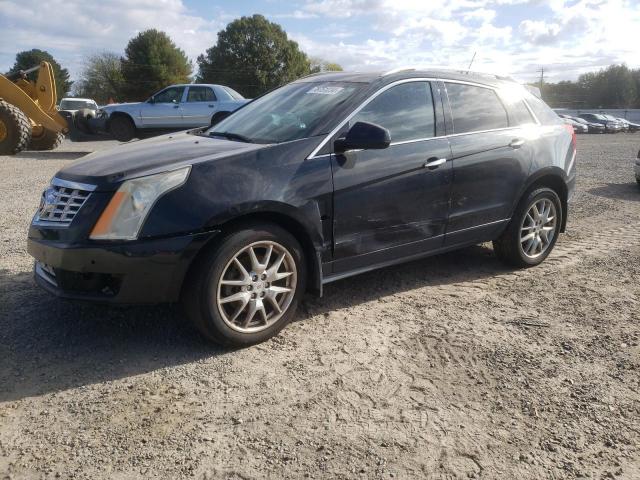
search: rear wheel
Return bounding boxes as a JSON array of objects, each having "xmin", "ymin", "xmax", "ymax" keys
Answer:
[
  {"xmin": 182, "ymin": 223, "xmax": 306, "ymax": 346},
  {"xmin": 29, "ymin": 128, "xmax": 64, "ymax": 150},
  {"xmin": 493, "ymin": 187, "xmax": 562, "ymax": 268},
  {"xmin": 0, "ymin": 100, "xmax": 32, "ymax": 154},
  {"xmin": 109, "ymin": 115, "xmax": 136, "ymax": 142}
]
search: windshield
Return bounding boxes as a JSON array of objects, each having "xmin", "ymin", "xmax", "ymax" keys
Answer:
[
  {"xmin": 60, "ymin": 100, "xmax": 96, "ymax": 110},
  {"xmin": 207, "ymin": 81, "xmax": 362, "ymax": 143}
]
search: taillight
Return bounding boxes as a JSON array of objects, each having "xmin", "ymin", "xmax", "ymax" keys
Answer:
[{"xmin": 563, "ymin": 123, "xmax": 577, "ymax": 151}]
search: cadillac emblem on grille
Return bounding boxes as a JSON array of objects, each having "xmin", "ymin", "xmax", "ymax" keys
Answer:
[{"xmin": 35, "ymin": 180, "xmax": 93, "ymax": 225}]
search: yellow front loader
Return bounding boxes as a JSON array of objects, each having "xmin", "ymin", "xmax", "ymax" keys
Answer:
[{"xmin": 0, "ymin": 61, "xmax": 69, "ymax": 154}]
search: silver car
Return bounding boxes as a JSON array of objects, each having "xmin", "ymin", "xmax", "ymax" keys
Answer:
[{"xmin": 97, "ymin": 84, "xmax": 249, "ymax": 141}]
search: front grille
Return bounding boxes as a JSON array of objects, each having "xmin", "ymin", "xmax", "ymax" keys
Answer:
[{"xmin": 35, "ymin": 178, "xmax": 95, "ymax": 225}]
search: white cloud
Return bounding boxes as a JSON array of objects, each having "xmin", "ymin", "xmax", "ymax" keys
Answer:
[
  {"xmin": 1, "ymin": 0, "xmax": 639, "ymax": 85},
  {"xmin": 0, "ymin": 0, "xmax": 223, "ymax": 76}
]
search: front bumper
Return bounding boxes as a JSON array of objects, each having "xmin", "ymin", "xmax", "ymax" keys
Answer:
[{"xmin": 28, "ymin": 230, "xmax": 219, "ymax": 304}]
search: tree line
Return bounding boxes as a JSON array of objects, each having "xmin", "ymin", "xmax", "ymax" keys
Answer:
[
  {"xmin": 538, "ymin": 64, "xmax": 640, "ymax": 109},
  {"xmin": 5, "ymin": 15, "xmax": 342, "ymax": 104}
]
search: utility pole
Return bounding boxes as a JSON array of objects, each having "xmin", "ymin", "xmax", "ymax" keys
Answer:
[{"xmin": 538, "ymin": 66, "xmax": 545, "ymax": 91}]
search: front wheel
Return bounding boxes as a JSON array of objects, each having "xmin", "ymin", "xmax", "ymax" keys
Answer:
[
  {"xmin": 182, "ymin": 223, "xmax": 306, "ymax": 346},
  {"xmin": 109, "ymin": 115, "xmax": 136, "ymax": 142},
  {"xmin": 493, "ymin": 187, "xmax": 562, "ymax": 268}
]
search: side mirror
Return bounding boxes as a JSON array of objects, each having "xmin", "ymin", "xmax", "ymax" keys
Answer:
[
  {"xmin": 148, "ymin": 96, "xmax": 155, "ymax": 104},
  {"xmin": 334, "ymin": 121, "xmax": 390, "ymax": 153}
]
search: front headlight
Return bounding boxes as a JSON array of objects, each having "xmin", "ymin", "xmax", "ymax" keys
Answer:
[{"xmin": 90, "ymin": 166, "xmax": 191, "ymax": 240}]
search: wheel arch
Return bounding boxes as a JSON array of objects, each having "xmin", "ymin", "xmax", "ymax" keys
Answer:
[
  {"xmin": 183, "ymin": 210, "xmax": 324, "ymax": 299},
  {"xmin": 106, "ymin": 111, "xmax": 136, "ymax": 130},
  {"xmin": 517, "ymin": 167, "xmax": 569, "ymax": 232}
]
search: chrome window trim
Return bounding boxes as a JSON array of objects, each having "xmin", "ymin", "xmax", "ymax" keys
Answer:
[
  {"xmin": 307, "ymin": 77, "xmax": 438, "ymax": 159},
  {"xmin": 51, "ymin": 177, "xmax": 97, "ymax": 192},
  {"xmin": 307, "ymin": 77, "xmax": 542, "ymax": 160}
]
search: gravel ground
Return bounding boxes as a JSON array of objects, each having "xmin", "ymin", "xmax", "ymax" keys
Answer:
[{"xmin": 1, "ymin": 135, "xmax": 639, "ymax": 479}]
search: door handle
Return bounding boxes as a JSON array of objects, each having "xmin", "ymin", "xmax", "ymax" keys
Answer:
[
  {"xmin": 424, "ymin": 157, "xmax": 447, "ymax": 170},
  {"xmin": 173, "ymin": 105, "xmax": 179, "ymax": 109},
  {"xmin": 509, "ymin": 138, "xmax": 526, "ymax": 149},
  {"xmin": 208, "ymin": 104, "xmax": 215, "ymax": 108}
]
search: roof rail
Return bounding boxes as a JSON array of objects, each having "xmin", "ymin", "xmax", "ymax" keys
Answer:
[{"xmin": 382, "ymin": 67, "xmax": 417, "ymax": 76}]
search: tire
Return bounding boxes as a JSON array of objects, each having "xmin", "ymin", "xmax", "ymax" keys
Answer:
[
  {"xmin": 109, "ymin": 115, "xmax": 136, "ymax": 142},
  {"xmin": 493, "ymin": 187, "xmax": 562, "ymax": 268},
  {"xmin": 29, "ymin": 129, "xmax": 64, "ymax": 150},
  {"xmin": 74, "ymin": 108, "xmax": 95, "ymax": 134},
  {"xmin": 210, "ymin": 111, "xmax": 231, "ymax": 127},
  {"xmin": 182, "ymin": 223, "xmax": 307, "ymax": 346},
  {"xmin": 0, "ymin": 100, "xmax": 32, "ymax": 155}
]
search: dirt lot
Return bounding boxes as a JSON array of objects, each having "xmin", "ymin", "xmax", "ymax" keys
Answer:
[{"xmin": 1, "ymin": 135, "xmax": 639, "ymax": 479}]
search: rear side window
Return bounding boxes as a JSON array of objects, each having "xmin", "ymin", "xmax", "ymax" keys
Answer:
[
  {"xmin": 523, "ymin": 92, "xmax": 561, "ymax": 125},
  {"xmin": 187, "ymin": 86, "xmax": 216, "ymax": 102},
  {"xmin": 351, "ymin": 81, "xmax": 435, "ymax": 143},
  {"xmin": 509, "ymin": 99, "xmax": 535, "ymax": 126},
  {"xmin": 445, "ymin": 83, "xmax": 508, "ymax": 134}
]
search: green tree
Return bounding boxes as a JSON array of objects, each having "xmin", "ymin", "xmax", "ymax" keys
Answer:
[
  {"xmin": 197, "ymin": 15, "xmax": 310, "ymax": 97},
  {"xmin": 121, "ymin": 29, "xmax": 192, "ymax": 101},
  {"xmin": 9, "ymin": 49, "xmax": 72, "ymax": 96},
  {"xmin": 577, "ymin": 64, "xmax": 636, "ymax": 108},
  {"xmin": 309, "ymin": 57, "xmax": 343, "ymax": 74},
  {"xmin": 73, "ymin": 52, "xmax": 125, "ymax": 104}
]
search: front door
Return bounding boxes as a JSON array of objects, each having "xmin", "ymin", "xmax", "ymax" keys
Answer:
[
  {"xmin": 183, "ymin": 86, "xmax": 218, "ymax": 127},
  {"xmin": 329, "ymin": 81, "xmax": 453, "ymax": 274},
  {"xmin": 140, "ymin": 86, "xmax": 186, "ymax": 127}
]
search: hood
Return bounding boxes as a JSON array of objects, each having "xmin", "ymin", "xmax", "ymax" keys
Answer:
[
  {"xmin": 101, "ymin": 102, "xmax": 141, "ymax": 112},
  {"xmin": 57, "ymin": 131, "xmax": 269, "ymax": 189}
]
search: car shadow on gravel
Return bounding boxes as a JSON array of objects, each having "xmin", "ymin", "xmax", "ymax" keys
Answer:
[
  {"xmin": 0, "ymin": 245, "xmax": 512, "ymax": 402},
  {"xmin": 299, "ymin": 244, "xmax": 511, "ymax": 320},
  {"xmin": 587, "ymin": 182, "xmax": 640, "ymax": 202},
  {"xmin": 0, "ymin": 270, "xmax": 228, "ymax": 403}
]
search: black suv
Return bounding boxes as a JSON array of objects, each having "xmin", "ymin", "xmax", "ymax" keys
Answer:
[{"xmin": 28, "ymin": 69, "xmax": 576, "ymax": 346}]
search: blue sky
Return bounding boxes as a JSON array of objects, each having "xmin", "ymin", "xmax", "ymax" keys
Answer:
[{"xmin": 1, "ymin": 0, "xmax": 639, "ymax": 87}]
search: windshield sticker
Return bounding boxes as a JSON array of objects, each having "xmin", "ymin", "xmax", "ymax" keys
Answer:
[{"xmin": 306, "ymin": 86, "xmax": 345, "ymax": 95}]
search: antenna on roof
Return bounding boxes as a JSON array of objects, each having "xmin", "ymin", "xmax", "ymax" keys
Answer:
[{"xmin": 466, "ymin": 52, "xmax": 477, "ymax": 73}]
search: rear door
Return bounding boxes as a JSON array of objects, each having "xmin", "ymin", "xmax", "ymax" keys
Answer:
[
  {"xmin": 140, "ymin": 86, "xmax": 186, "ymax": 127},
  {"xmin": 329, "ymin": 80, "xmax": 453, "ymax": 274},
  {"xmin": 443, "ymin": 81, "xmax": 535, "ymax": 246},
  {"xmin": 183, "ymin": 86, "xmax": 218, "ymax": 127}
]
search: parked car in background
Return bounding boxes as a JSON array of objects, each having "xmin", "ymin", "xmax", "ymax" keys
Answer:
[
  {"xmin": 571, "ymin": 116, "xmax": 606, "ymax": 133},
  {"xmin": 600, "ymin": 114, "xmax": 629, "ymax": 131},
  {"xmin": 577, "ymin": 113, "xmax": 623, "ymax": 133},
  {"xmin": 560, "ymin": 116, "xmax": 588, "ymax": 134},
  {"xmin": 27, "ymin": 69, "xmax": 576, "ymax": 346},
  {"xmin": 58, "ymin": 97, "xmax": 99, "ymax": 114},
  {"xmin": 614, "ymin": 117, "xmax": 640, "ymax": 132},
  {"xmin": 559, "ymin": 114, "xmax": 605, "ymax": 134},
  {"xmin": 94, "ymin": 84, "xmax": 249, "ymax": 141}
]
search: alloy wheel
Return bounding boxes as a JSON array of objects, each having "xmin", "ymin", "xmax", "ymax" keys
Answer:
[
  {"xmin": 519, "ymin": 198, "xmax": 558, "ymax": 259},
  {"xmin": 216, "ymin": 241, "xmax": 297, "ymax": 333}
]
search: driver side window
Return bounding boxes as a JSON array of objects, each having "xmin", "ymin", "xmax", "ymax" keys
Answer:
[
  {"xmin": 351, "ymin": 82, "xmax": 435, "ymax": 143},
  {"xmin": 154, "ymin": 87, "xmax": 185, "ymax": 103}
]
